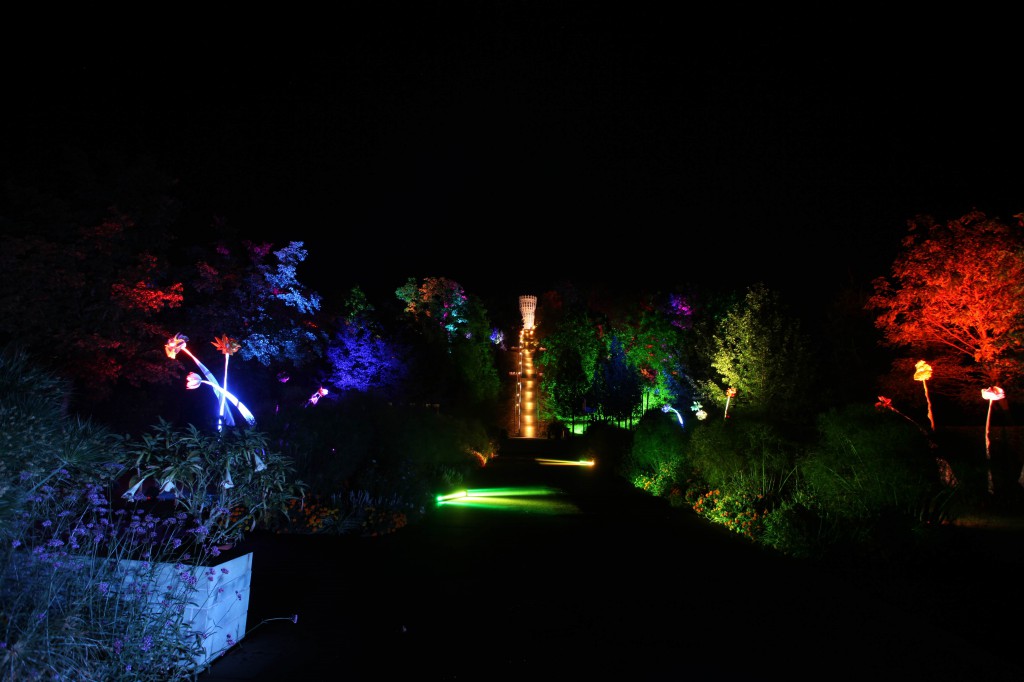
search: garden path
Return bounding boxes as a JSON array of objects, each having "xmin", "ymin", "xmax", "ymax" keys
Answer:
[{"xmin": 199, "ymin": 443, "xmax": 1024, "ymax": 681}]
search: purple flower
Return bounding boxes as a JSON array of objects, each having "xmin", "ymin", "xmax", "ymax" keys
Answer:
[
  {"xmin": 140, "ymin": 635, "xmax": 153, "ymax": 652},
  {"xmin": 10, "ymin": 540, "xmax": 20, "ymax": 548}
]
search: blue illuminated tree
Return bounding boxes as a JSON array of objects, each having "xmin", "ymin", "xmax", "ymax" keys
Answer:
[
  {"xmin": 325, "ymin": 318, "xmax": 408, "ymax": 396},
  {"xmin": 590, "ymin": 335, "xmax": 642, "ymax": 426}
]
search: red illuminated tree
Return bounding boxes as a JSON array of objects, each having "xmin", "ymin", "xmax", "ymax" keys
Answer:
[
  {"xmin": 866, "ymin": 210, "xmax": 1024, "ymax": 406},
  {"xmin": 0, "ymin": 209, "xmax": 184, "ymax": 403}
]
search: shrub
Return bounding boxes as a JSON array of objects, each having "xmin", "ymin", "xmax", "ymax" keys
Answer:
[
  {"xmin": 620, "ymin": 409, "xmax": 692, "ymax": 497},
  {"xmin": 0, "ymin": 345, "xmax": 303, "ymax": 680},
  {"xmin": 687, "ymin": 419, "xmax": 799, "ymax": 503},
  {"xmin": 802, "ymin": 405, "xmax": 947, "ymax": 524},
  {"xmin": 690, "ymin": 487, "xmax": 768, "ymax": 541}
]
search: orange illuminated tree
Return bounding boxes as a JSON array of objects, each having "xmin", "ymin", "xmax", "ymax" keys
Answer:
[{"xmin": 866, "ymin": 210, "xmax": 1024, "ymax": 407}]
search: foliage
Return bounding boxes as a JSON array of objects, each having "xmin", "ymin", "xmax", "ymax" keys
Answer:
[
  {"xmin": 541, "ymin": 343, "xmax": 590, "ymax": 430},
  {"xmin": 687, "ymin": 419, "xmax": 798, "ymax": 504},
  {"xmin": 589, "ymin": 335, "xmax": 642, "ymax": 425},
  {"xmin": 866, "ymin": 210, "xmax": 1024, "ymax": 405},
  {"xmin": 274, "ymin": 490, "xmax": 412, "ymax": 537},
  {"xmin": 535, "ymin": 305, "xmax": 600, "ymax": 430},
  {"xmin": 689, "ymin": 487, "xmax": 768, "ymax": 541},
  {"xmin": 114, "ymin": 421, "xmax": 303, "ymax": 546},
  {"xmin": 395, "ymin": 276, "xmax": 469, "ymax": 344},
  {"xmin": 703, "ymin": 282, "xmax": 818, "ymax": 422},
  {"xmin": 1, "ymin": 470, "xmax": 251, "ymax": 680},
  {"xmin": 184, "ymin": 239, "xmax": 326, "ymax": 370},
  {"xmin": 801, "ymin": 404, "xmax": 951, "ymax": 526},
  {"xmin": 392, "ymin": 278, "xmax": 501, "ymax": 419},
  {"xmin": 0, "ymin": 343, "xmax": 117, "ymax": 532},
  {"xmin": 269, "ymin": 392, "xmax": 491, "ymax": 522},
  {"xmin": 619, "ymin": 290, "xmax": 695, "ymax": 413},
  {"xmin": 0, "ymin": 347, "xmax": 302, "ymax": 680},
  {"xmin": 620, "ymin": 408, "xmax": 692, "ymax": 496},
  {"xmin": 577, "ymin": 422, "xmax": 633, "ymax": 474},
  {"xmin": 325, "ymin": 317, "xmax": 408, "ymax": 396},
  {"xmin": 447, "ymin": 294, "xmax": 502, "ymax": 415},
  {"xmin": 0, "ymin": 206, "xmax": 184, "ymax": 405},
  {"xmin": 0, "ymin": 167, "xmax": 329, "ymax": 429},
  {"xmin": 757, "ymin": 489, "xmax": 834, "ymax": 559}
]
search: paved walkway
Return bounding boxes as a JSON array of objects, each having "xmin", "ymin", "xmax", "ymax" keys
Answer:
[{"xmin": 198, "ymin": 449, "xmax": 1024, "ymax": 681}]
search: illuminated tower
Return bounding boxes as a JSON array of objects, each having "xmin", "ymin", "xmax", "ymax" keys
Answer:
[{"xmin": 519, "ymin": 295, "xmax": 537, "ymax": 330}]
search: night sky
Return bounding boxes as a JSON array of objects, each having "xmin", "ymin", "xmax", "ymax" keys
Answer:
[{"xmin": 5, "ymin": 12, "xmax": 1024, "ymax": 318}]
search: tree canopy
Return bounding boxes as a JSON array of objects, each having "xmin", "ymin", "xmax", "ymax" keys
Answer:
[{"xmin": 866, "ymin": 210, "xmax": 1024, "ymax": 405}]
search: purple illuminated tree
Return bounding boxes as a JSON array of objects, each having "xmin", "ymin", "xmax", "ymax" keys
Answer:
[{"xmin": 325, "ymin": 319, "xmax": 408, "ymax": 395}]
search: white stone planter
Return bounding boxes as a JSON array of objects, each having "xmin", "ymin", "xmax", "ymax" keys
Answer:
[{"xmin": 113, "ymin": 550, "xmax": 253, "ymax": 671}]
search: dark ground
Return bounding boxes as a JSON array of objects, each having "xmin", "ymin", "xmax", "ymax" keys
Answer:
[{"xmin": 197, "ymin": 440, "xmax": 1024, "ymax": 681}]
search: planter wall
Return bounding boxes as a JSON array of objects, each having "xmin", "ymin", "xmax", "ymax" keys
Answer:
[{"xmin": 114, "ymin": 551, "xmax": 253, "ymax": 671}]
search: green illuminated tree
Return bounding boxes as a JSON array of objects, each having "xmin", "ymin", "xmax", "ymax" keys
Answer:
[
  {"xmin": 546, "ymin": 346, "xmax": 590, "ymax": 433},
  {"xmin": 618, "ymin": 290, "xmax": 694, "ymax": 413},
  {"xmin": 704, "ymin": 282, "xmax": 817, "ymax": 421},
  {"xmin": 535, "ymin": 296, "xmax": 600, "ymax": 431}
]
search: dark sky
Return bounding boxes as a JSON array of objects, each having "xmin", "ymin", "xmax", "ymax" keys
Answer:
[{"xmin": 5, "ymin": 12, "xmax": 1024, "ymax": 317}]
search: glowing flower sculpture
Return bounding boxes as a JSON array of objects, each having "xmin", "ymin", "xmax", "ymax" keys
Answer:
[
  {"xmin": 661, "ymin": 404, "xmax": 684, "ymax": 427},
  {"xmin": 914, "ymin": 360, "xmax": 935, "ymax": 431},
  {"xmin": 166, "ymin": 333, "xmax": 226, "ymax": 421},
  {"xmin": 691, "ymin": 401, "xmax": 707, "ymax": 421},
  {"xmin": 211, "ymin": 334, "xmax": 242, "ymax": 432},
  {"xmin": 724, "ymin": 387, "xmax": 737, "ymax": 421},
  {"xmin": 185, "ymin": 372, "xmax": 256, "ymax": 426},
  {"xmin": 166, "ymin": 333, "xmax": 255, "ymax": 431},
  {"xmin": 982, "ymin": 386, "xmax": 1005, "ymax": 495},
  {"xmin": 306, "ymin": 386, "xmax": 329, "ymax": 407}
]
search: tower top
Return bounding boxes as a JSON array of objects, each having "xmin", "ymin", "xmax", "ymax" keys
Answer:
[{"xmin": 518, "ymin": 295, "xmax": 537, "ymax": 330}]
